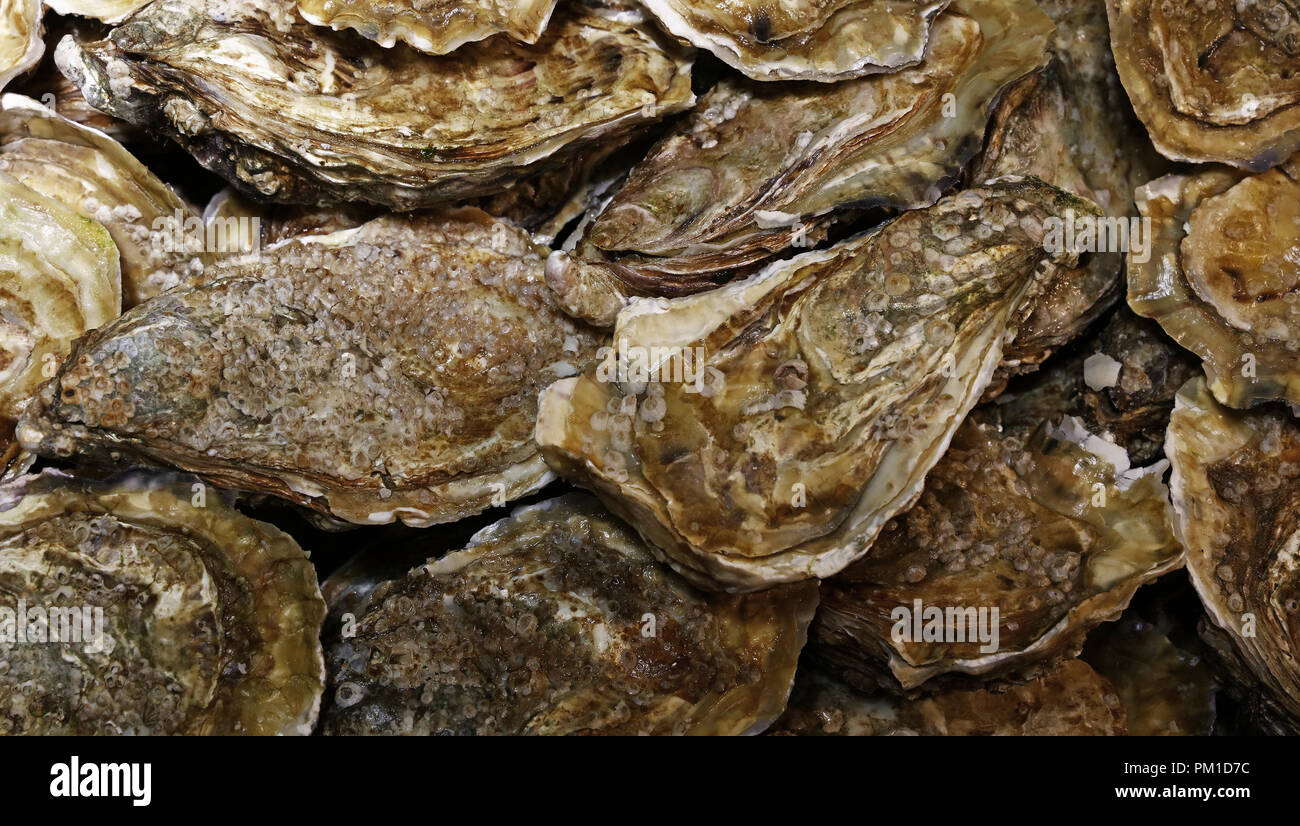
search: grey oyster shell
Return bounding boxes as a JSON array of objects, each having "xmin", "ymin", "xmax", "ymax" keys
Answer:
[
  {"xmin": 0, "ymin": 0, "xmax": 41, "ymax": 91},
  {"xmin": 1107, "ymin": 0, "xmax": 1300, "ymax": 170},
  {"xmin": 55, "ymin": 0, "xmax": 695, "ymax": 209},
  {"xmin": 535, "ymin": 178, "xmax": 1098, "ymax": 592},
  {"xmin": 552, "ymin": 0, "xmax": 1053, "ymax": 308},
  {"xmin": 637, "ymin": 0, "xmax": 947, "ymax": 83},
  {"xmin": 295, "ymin": 0, "xmax": 560, "ymax": 55},
  {"xmin": 1166, "ymin": 377, "xmax": 1300, "ymax": 728},
  {"xmin": 0, "ymin": 470, "xmax": 325, "ymax": 735},
  {"xmin": 769, "ymin": 660, "xmax": 1128, "ymax": 735},
  {"xmin": 320, "ymin": 495, "xmax": 819, "ymax": 735},
  {"xmin": 1128, "ymin": 157, "xmax": 1300, "ymax": 409},
  {"xmin": 18, "ymin": 209, "xmax": 605, "ymax": 528}
]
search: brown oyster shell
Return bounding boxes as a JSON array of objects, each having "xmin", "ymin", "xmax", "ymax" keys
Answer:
[
  {"xmin": 553, "ymin": 0, "xmax": 1052, "ymax": 305},
  {"xmin": 769, "ymin": 660, "xmax": 1127, "ymax": 735},
  {"xmin": 320, "ymin": 495, "xmax": 819, "ymax": 735},
  {"xmin": 1128, "ymin": 157, "xmax": 1300, "ymax": 409},
  {"xmin": 1106, "ymin": 0, "xmax": 1300, "ymax": 170},
  {"xmin": 56, "ymin": 0, "xmax": 694, "ymax": 210},
  {"xmin": 536, "ymin": 178, "xmax": 1097, "ymax": 592},
  {"xmin": 1166, "ymin": 377, "xmax": 1300, "ymax": 728},
  {"xmin": 296, "ymin": 0, "xmax": 559, "ymax": 55},
  {"xmin": 638, "ymin": 0, "xmax": 947, "ymax": 83},
  {"xmin": 18, "ymin": 209, "xmax": 604, "ymax": 528},
  {"xmin": 0, "ymin": 0, "xmax": 41, "ymax": 91},
  {"xmin": 0, "ymin": 470, "xmax": 325, "ymax": 735}
]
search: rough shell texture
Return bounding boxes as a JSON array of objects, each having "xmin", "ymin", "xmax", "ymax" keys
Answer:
[
  {"xmin": 536, "ymin": 178, "xmax": 1097, "ymax": 592},
  {"xmin": 0, "ymin": 0, "xmax": 41, "ymax": 91},
  {"xmin": 1106, "ymin": 0, "xmax": 1300, "ymax": 170},
  {"xmin": 320, "ymin": 495, "xmax": 819, "ymax": 735},
  {"xmin": 555, "ymin": 0, "xmax": 1053, "ymax": 304},
  {"xmin": 56, "ymin": 0, "xmax": 695, "ymax": 209},
  {"xmin": 1166, "ymin": 377, "xmax": 1300, "ymax": 727},
  {"xmin": 1128, "ymin": 158, "xmax": 1300, "ymax": 409},
  {"xmin": 296, "ymin": 0, "xmax": 559, "ymax": 54},
  {"xmin": 0, "ymin": 93, "xmax": 206, "ymax": 306},
  {"xmin": 769, "ymin": 660, "xmax": 1127, "ymax": 735},
  {"xmin": 0, "ymin": 470, "xmax": 325, "ymax": 735},
  {"xmin": 17, "ymin": 210, "xmax": 604, "ymax": 528},
  {"xmin": 638, "ymin": 0, "xmax": 947, "ymax": 82},
  {"xmin": 812, "ymin": 408, "xmax": 1180, "ymax": 691}
]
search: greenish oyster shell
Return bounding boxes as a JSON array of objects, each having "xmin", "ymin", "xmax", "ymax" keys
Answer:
[
  {"xmin": 769, "ymin": 660, "xmax": 1127, "ymax": 735},
  {"xmin": 536, "ymin": 178, "xmax": 1098, "ymax": 592},
  {"xmin": 0, "ymin": 93, "xmax": 207, "ymax": 307},
  {"xmin": 1166, "ymin": 377, "xmax": 1300, "ymax": 728},
  {"xmin": 638, "ymin": 0, "xmax": 947, "ymax": 83},
  {"xmin": 811, "ymin": 397, "xmax": 1180, "ymax": 692},
  {"xmin": 18, "ymin": 209, "xmax": 605, "ymax": 528},
  {"xmin": 296, "ymin": 0, "xmax": 560, "ymax": 55},
  {"xmin": 0, "ymin": 470, "xmax": 325, "ymax": 735},
  {"xmin": 320, "ymin": 495, "xmax": 819, "ymax": 735},
  {"xmin": 1106, "ymin": 0, "xmax": 1300, "ymax": 170},
  {"xmin": 0, "ymin": 0, "xmax": 41, "ymax": 91},
  {"xmin": 551, "ymin": 0, "xmax": 1052, "ymax": 312},
  {"xmin": 55, "ymin": 0, "xmax": 695, "ymax": 210},
  {"xmin": 1128, "ymin": 157, "xmax": 1300, "ymax": 409}
]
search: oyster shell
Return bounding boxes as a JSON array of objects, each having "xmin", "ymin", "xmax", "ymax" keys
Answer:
[
  {"xmin": 0, "ymin": 0, "xmax": 41, "ymax": 91},
  {"xmin": 0, "ymin": 470, "xmax": 325, "ymax": 735},
  {"xmin": 18, "ymin": 209, "xmax": 604, "ymax": 527},
  {"xmin": 1106, "ymin": 0, "xmax": 1300, "ymax": 170},
  {"xmin": 1166, "ymin": 377, "xmax": 1300, "ymax": 727},
  {"xmin": 0, "ymin": 93, "xmax": 206, "ymax": 306},
  {"xmin": 553, "ymin": 0, "xmax": 1053, "ymax": 307},
  {"xmin": 296, "ymin": 0, "xmax": 559, "ymax": 55},
  {"xmin": 769, "ymin": 660, "xmax": 1127, "ymax": 735},
  {"xmin": 43, "ymin": 1, "xmax": 150, "ymax": 24},
  {"xmin": 536, "ymin": 178, "xmax": 1098, "ymax": 592},
  {"xmin": 638, "ymin": 0, "xmax": 947, "ymax": 83},
  {"xmin": 1128, "ymin": 158, "xmax": 1300, "ymax": 409},
  {"xmin": 320, "ymin": 495, "xmax": 819, "ymax": 735},
  {"xmin": 56, "ymin": 0, "xmax": 695, "ymax": 209},
  {"xmin": 811, "ymin": 405, "xmax": 1181, "ymax": 691}
]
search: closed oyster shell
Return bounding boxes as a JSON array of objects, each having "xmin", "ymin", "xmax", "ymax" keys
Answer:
[
  {"xmin": 0, "ymin": 93, "xmax": 206, "ymax": 306},
  {"xmin": 56, "ymin": 0, "xmax": 694, "ymax": 209},
  {"xmin": 639, "ymin": 0, "xmax": 947, "ymax": 82},
  {"xmin": 769, "ymin": 660, "xmax": 1127, "ymax": 735},
  {"xmin": 0, "ymin": 470, "xmax": 325, "ymax": 735},
  {"xmin": 1166, "ymin": 377, "xmax": 1300, "ymax": 727},
  {"xmin": 1107, "ymin": 0, "xmax": 1300, "ymax": 170},
  {"xmin": 536, "ymin": 178, "xmax": 1097, "ymax": 592},
  {"xmin": 1128, "ymin": 158, "xmax": 1300, "ymax": 408},
  {"xmin": 554, "ymin": 0, "xmax": 1052, "ymax": 305},
  {"xmin": 812, "ymin": 409, "xmax": 1181, "ymax": 691},
  {"xmin": 296, "ymin": 0, "xmax": 559, "ymax": 54},
  {"xmin": 18, "ymin": 209, "xmax": 604, "ymax": 527},
  {"xmin": 0, "ymin": 0, "xmax": 41, "ymax": 91},
  {"xmin": 320, "ymin": 495, "xmax": 819, "ymax": 735}
]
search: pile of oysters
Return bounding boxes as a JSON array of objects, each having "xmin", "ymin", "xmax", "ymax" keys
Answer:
[{"xmin": 0, "ymin": 0, "xmax": 1295, "ymax": 735}]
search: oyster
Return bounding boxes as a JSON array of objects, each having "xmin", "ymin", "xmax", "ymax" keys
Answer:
[
  {"xmin": 1165, "ymin": 377, "xmax": 1300, "ymax": 727},
  {"xmin": 1128, "ymin": 158, "xmax": 1300, "ymax": 409},
  {"xmin": 553, "ymin": 0, "xmax": 1053, "ymax": 306},
  {"xmin": 1107, "ymin": 0, "xmax": 1300, "ymax": 170},
  {"xmin": 320, "ymin": 495, "xmax": 819, "ymax": 735},
  {"xmin": 811, "ymin": 402, "xmax": 1180, "ymax": 691},
  {"xmin": 296, "ymin": 0, "xmax": 560, "ymax": 55},
  {"xmin": 0, "ymin": 470, "xmax": 325, "ymax": 735},
  {"xmin": 18, "ymin": 210, "xmax": 605, "ymax": 527},
  {"xmin": 0, "ymin": 0, "xmax": 40, "ymax": 91},
  {"xmin": 56, "ymin": 0, "xmax": 694, "ymax": 210},
  {"xmin": 638, "ymin": 0, "xmax": 947, "ymax": 83},
  {"xmin": 0, "ymin": 93, "xmax": 206, "ymax": 306},
  {"xmin": 43, "ymin": 1, "xmax": 150, "ymax": 23},
  {"xmin": 769, "ymin": 660, "xmax": 1127, "ymax": 735},
  {"xmin": 536, "ymin": 178, "xmax": 1098, "ymax": 592}
]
